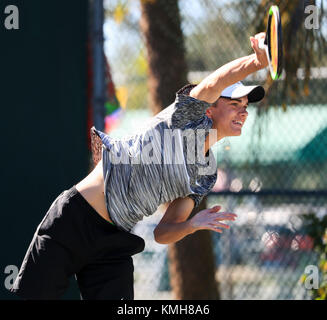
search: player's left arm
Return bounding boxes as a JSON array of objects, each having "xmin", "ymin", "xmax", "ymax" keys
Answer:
[{"xmin": 154, "ymin": 197, "xmax": 237, "ymax": 244}]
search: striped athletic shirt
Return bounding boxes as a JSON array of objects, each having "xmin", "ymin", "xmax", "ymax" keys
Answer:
[{"xmin": 92, "ymin": 85, "xmax": 218, "ymax": 232}]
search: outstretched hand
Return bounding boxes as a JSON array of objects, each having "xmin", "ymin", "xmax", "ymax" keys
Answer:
[
  {"xmin": 189, "ymin": 205, "xmax": 237, "ymax": 234},
  {"xmin": 250, "ymin": 32, "xmax": 268, "ymax": 69}
]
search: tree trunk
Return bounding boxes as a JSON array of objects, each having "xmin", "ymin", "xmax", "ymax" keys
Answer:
[
  {"xmin": 168, "ymin": 199, "xmax": 220, "ymax": 300},
  {"xmin": 140, "ymin": 0, "xmax": 187, "ymax": 114},
  {"xmin": 140, "ymin": 0, "xmax": 219, "ymax": 300}
]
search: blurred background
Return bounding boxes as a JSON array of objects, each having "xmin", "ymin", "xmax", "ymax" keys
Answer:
[{"xmin": 1, "ymin": 0, "xmax": 327, "ymax": 300}]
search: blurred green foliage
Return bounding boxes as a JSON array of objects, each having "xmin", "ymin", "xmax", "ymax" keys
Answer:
[{"xmin": 301, "ymin": 213, "xmax": 327, "ymax": 300}]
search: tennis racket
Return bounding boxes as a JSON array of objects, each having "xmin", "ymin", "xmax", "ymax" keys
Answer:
[{"xmin": 258, "ymin": 5, "xmax": 283, "ymax": 80}]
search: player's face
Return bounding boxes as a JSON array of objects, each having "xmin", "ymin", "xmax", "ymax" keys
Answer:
[{"xmin": 207, "ymin": 96, "xmax": 249, "ymax": 139}]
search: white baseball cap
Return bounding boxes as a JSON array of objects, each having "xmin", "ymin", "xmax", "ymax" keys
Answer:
[{"xmin": 220, "ymin": 81, "xmax": 265, "ymax": 103}]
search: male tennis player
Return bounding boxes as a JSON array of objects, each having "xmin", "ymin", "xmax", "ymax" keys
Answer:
[{"xmin": 11, "ymin": 32, "xmax": 268, "ymax": 300}]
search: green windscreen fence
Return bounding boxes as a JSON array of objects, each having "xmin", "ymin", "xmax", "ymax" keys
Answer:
[{"xmin": 0, "ymin": 1, "xmax": 89, "ymax": 299}]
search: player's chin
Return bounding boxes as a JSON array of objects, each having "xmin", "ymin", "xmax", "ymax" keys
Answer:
[{"xmin": 229, "ymin": 128, "xmax": 242, "ymax": 136}]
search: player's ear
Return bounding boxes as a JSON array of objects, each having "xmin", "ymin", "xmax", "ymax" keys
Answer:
[
  {"xmin": 205, "ymin": 107, "xmax": 212, "ymax": 118},
  {"xmin": 206, "ymin": 104, "xmax": 215, "ymax": 118}
]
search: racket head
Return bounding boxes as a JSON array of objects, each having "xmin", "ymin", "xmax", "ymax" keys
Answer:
[{"xmin": 266, "ymin": 5, "xmax": 283, "ymax": 80}]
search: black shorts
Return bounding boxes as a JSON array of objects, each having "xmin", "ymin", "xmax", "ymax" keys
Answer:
[{"xmin": 11, "ymin": 185, "xmax": 145, "ymax": 300}]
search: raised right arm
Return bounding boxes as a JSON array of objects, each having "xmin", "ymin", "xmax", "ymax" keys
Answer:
[{"xmin": 190, "ymin": 32, "xmax": 268, "ymax": 103}]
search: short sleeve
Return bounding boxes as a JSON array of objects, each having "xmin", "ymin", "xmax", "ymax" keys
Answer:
[
  {"xmin": 171, "ymin": 84, "xmax": 212, "ymax": 130},
  {"xmin": 188, "ymin": 193, "xmax": 205, "ymax": 208},
  {"xmin": 187, "ymin": 165, "xmax": 218, "ymax": 208}
]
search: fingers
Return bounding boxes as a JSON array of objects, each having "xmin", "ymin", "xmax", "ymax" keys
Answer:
[
  {"xmin": 209, "ymin": 222, "xmax": 230, "ymax": 230},
  {"xmin": 210, "ymin": 227, "xmax": 222, "ymax": 233},
  {"xmin": 250, "ymin": 36, "xmax": 255, "ymax": 48},
  {"xmin": 193, "ymin": 206, "xmax": 237, "ymax": 233},
  {"xmin": 255, "ymin": 32, "xmax": 266, "ymax": 41},
  {"xmin": 215, "ymin": 216, "xmax": 237, "ymax": 222},
  {"xmin": 206, "ymin": 206, "xmax": 237, "ymax": 220},
  {"xmin": 208, "ymin": 211, "xmax": 237, "ymax": 233},
  {"xmin": 213, "ymin": 212, "xmax": 237, "ymax": 220},
  {"xmin": 250, "ymin": 36, "xmax": 259, "ymax": 52},
  {"xmin": 250, "ymin": 32, "xmax": 266, "ymax": 52},
  {"xmin": 207, "ymin": 222, "xmax": 231, "ymax": 234},
  {"xmin": 207, "ymin": 205, "xmax": 221, "ymax": 213}
]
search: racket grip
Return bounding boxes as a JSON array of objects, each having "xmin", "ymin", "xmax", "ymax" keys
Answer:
[{"xmin": 258, "ymin": 38, "xmax": 265, "ymax": 50}]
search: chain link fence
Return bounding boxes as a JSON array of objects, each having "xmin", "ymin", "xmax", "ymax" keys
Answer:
[{"xmin": 103, "ymin": 0, "xmax": 327, "ymax": 300}]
